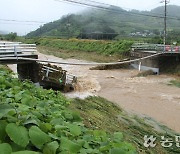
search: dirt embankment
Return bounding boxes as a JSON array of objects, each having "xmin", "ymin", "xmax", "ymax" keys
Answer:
[{"xmin": 8, "ymin": 52, "xmax": 180, "ymax": 132}]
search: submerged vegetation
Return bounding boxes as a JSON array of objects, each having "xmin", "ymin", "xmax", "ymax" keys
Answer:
[{"xmin": 169, "ymin": 79, "xmax": 180, "ymax": 88}]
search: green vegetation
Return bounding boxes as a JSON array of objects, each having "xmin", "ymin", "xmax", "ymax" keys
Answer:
[
  {"xmin": 0, "ymin": 65, "xmax": 180, "ymax": 153},
  {"xmin": 69, "ymin": 97, "xmax": 180, "ymax": 154},
  {"xmin": 169, "ymin": 80, "xmax": 180, "ymax": 88},
  {"xmin": 26, "ymin": 5, "xmax": 180, "ymax": 43},
  {"xmin": 27, "ymin": 38, "xmax": 133, "ymax": 55},
  {"xmin": 0, "ymin": 66, "xmax": 137, "ymax": 153},
  {"xmin": 22, "ymin": 38, "xmax": 133, "ymax": 62},
  {"xmin": 38, "ymin": 46, "xmax": 121, "ymax": 63},
  {"xmin": 135, "ymin": 70, "xmax": 155, "ymax": 77},
  {"xmin": 0, "ymin": 33, "xmax": 17, "ymax": 41}
]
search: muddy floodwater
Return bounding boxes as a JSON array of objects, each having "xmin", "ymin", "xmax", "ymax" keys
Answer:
[{"xmin": 8, "ymin": 52, "xmax": 180, "ymax": 132}]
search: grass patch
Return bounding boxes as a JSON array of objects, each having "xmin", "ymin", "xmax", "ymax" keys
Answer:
[
  {"xmin": 38, "ymin": 46, "xmax": 123, "ymax": 63},
  {"xmin": 70, "ymin": 96, "xmax": 180, "ymax": 154},
  {"xmin": 24, "ymin": 38, "xmax": 132, "ymax": 62},
  {"xmin": 135, "ymin": 70, "xmax": 155, "ymax": 77},
  {"xmin": 169, "ymin": 80, "xmax": 180, "ymax": 88}
]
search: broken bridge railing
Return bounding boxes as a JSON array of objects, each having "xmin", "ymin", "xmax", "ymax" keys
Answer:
[
  {"xmin": 132, "ymin": 43, "xmax": 180, "ymax": 53},
  {"xmin": 39, "ymin": 63, "xmax": 77, "ymax": 91}
]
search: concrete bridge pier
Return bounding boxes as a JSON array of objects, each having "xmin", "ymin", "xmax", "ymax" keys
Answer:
[
  {"xmin": 131, "ymin": 51, "xmax": 160, "ymax": 74},
  {"xmin": 17, "ymin": 62, "xmax": 39, "ymax": 83},
  {"xmin": 131, "ymin": 51, "xmax": 180, "ymax": 73},
  {"xmin": 159, "ymin": 54, "xmax": 180, "ymax": 72}
]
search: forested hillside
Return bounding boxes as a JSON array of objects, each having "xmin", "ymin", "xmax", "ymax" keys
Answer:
[{"xmin": 26, "ymin": 5, "xmax": 180, "ymax": 39}]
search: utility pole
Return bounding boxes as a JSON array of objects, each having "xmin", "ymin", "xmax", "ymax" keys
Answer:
[
  {"xmin": 162, "ymin": 0, "xmax": 170, "ymax": 48},
  {"xmin": 164, "ymin": 0, "xmax": 167, "ymax": 46}
]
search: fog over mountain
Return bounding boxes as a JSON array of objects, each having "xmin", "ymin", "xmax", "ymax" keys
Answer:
[
  {"xmin": 26, "ymin": 5, "xmax": 180, "ymax": 38},
  {"xmin": 1, "ymin": 0, "xmax": 180, "ymax": 35}
]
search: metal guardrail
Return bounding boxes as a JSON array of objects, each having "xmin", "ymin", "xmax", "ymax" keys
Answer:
[
  {"xmin": 0, "ymin": 41, "xmax": 37, "ymax": 57},
  {"xmin": 39, "ymin": 64, "xmax": 77, "ymax": 89},
  {"xmin": 132, "ymin": 43, "xmax": 180, "ymax": 53}
]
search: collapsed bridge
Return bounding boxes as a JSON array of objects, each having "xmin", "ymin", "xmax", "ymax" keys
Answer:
[
  {"xmin": 0, "ymin": 41, "xmax": 180, "ymax": 90},
  {"xmin": 0, "ymin": 41, "xmax": 77, "ymax": 92}
]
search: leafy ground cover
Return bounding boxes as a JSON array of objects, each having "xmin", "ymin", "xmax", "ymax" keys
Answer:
[
  {"xmin": 1, "ymin": 66, "xmax": 180, "ymax": 153},
  {"xmin": 0, "ymin": 66, "xmax": 137, "ymax": 153},
  {"xmin": 23, "ymin": 38, "xmax": 133, "ymax": 61},
  {"xmin": 70, "ymin": 97, "xmax": 180, "ymax": 154}
]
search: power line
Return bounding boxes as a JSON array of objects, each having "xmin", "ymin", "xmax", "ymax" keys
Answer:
[
  {"xmin": 0, "ymin": 15, "xmax": 152, "ymax": 31},
  {"xmin": 0, "ymin": 0, "xmax": 179, "ymax": 26},
  {"xmin": 56, "ymin": 0, "xmax": 163, "ymax": 18},
  {"xmin": 0, "ymin": 18, "xmax": 47, "ymax": 24},
  {"xmin": 0, "ymin": 52, "xmax": 164, "ymax": 66},
  {"xmin": 55, "ymin": 0, "xmax": 180, "ymax": 21},
  {"xmin": 83, "ymin": 0, "xmax": 110, "ymax": 7},
  {"xmin": 0, "ymin": 22, "xmax": 42, "ymax": 26}
]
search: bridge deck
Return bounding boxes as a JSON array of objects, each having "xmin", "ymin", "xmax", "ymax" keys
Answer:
[
  {"xmin": 132, "ymin": 43, "xmax": 180, "ymax": 54},
  {"xmin": 0, "ymin": 41, "xmax": 38, "ymax": 64}
]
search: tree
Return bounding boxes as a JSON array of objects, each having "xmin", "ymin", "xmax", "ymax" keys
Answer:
[{"xmin": 5, "ymin": 32, "xmax": 17, "ymax": 41}]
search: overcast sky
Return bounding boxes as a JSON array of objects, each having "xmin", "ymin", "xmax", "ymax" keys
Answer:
[{"xmin": 1, "ymin": 0, "xmax": 180, "ymax": 35}]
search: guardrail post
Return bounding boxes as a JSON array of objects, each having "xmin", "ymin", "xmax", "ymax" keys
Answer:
[
  {"xmin": 45, "ymin": 68, "xmax": 50, "ymax": 78},
  {"xmin": 14, "ymin": 45, "xmax": 18, "ymax": 59},
  {"xmin": 138, "ymin": 61, "xmax": 142, "ymax": 71}
]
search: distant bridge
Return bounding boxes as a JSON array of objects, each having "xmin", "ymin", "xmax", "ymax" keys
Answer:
[
  {"xmin": 131, "ymin": 43, "xmax": 180, "ymax": 74},
  {"xmin": 132, "ymin": 43, "xmax": 180, "ymax": 53}
]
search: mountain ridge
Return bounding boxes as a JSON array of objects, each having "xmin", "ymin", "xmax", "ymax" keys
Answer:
[{"xmin": 26, "ymin": 5, "xmax": 180, "ymax": 38}]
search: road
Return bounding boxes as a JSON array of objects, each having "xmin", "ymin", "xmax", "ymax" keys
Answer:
[{"xmin": 8, "ymin": 52, "xmax": 180, "ymax": 132}]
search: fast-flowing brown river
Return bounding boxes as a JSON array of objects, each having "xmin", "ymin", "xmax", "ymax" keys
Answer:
[{"xmin": 8, "ymin": 52, "xmax": 180, "ymax": 132}]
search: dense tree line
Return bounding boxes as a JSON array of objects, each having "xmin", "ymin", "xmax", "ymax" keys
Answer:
[
  {"xmin": 26, "ymin": 5, "xmax": 180, "ymax": 41},
  {"xmin": 0, "ymin": 33, "xmax": 17, "ymax": 41}
]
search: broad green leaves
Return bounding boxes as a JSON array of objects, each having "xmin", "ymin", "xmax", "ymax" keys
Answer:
[
  {"xmin": 69, "ymin": 124, "xmax": 81, "ymax": 136},
  {"xmin": 110, "ymin": 148, "xmax": 127, "ymax": 154},
  {"xmin": 29, "ymin": 126, "xmax": 51, "ymax": 149},
  {"xmin": 0, "ymin": 104, "xmax": 14, "ymax": 119},
  {"xmin": 0, "ymin": 121, "xmax": 7, "ymax": 141},
  {"xmin": 12, "ymin": 151, "xmax": 39, "ymax": 154},
  {"xmin": 0, "ymin": 143, "xmax": 12, "ymax": 154},
  {"xmin": 43, "ymin": 141, "xmax": 59, "ymax": 154},
  {"xmin": 6, "ymin": 123, "xmax": 29, "ymax": 147},
  {"xmin": 0, "ymin": 67, "xmax": 136, "ymax": 153},
  {"xmin": 60, "ymin": 137, "xmax": 82, "ymax": 153}
]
